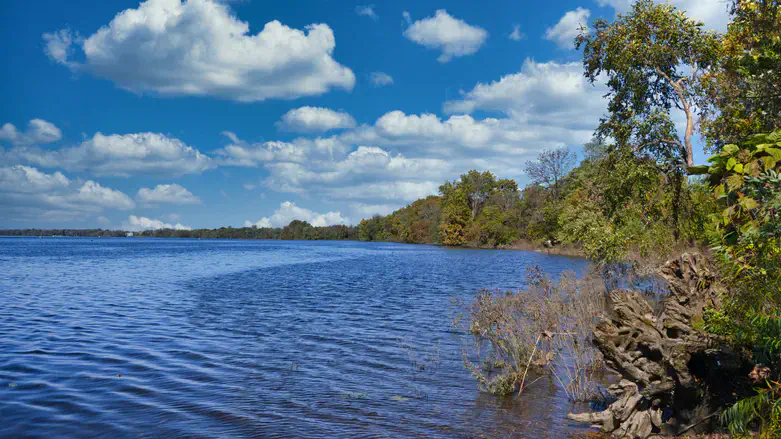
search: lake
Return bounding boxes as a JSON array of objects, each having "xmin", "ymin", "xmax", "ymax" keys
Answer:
[{"xmin": 0, "ymin": 237, "xmax": 593, "ymax": 438}]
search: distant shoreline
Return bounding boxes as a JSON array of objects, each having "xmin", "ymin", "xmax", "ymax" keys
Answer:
[{"xmin": 0, "ymin": 232, "xmax": 585, "ymax": 257}]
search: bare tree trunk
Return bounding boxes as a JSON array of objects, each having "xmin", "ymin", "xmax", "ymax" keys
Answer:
[
  {"xmin": 682, "ymin": 104, "xmax": 694, "ymax": 169},
  {"xmin": 655, "ymin": 67, "xmax": 695, "ymax": 169}
]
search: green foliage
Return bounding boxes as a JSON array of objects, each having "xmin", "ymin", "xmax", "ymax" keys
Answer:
[
  {"xmin": 721, "ymin": 380, "xmax": 781, "ymax": 439},
  {"xmin": 702, "ymin": 0, "xmax": 781, "ymax": 148},
  {"xmin": 702, "ymin": 131, "xmax": 781, "ymax": 436},
  {"xmin": 556, "ymin": 144, "xmax": 700, "ymax": 263},
  {"xmin": 577, "ymin": 0, "xmax": 721, "ymax": 169},
  {"xmin": 439, "ymin": 181, "xmax": 473, "ymax": 245},
  {"xmin": 357, "ymin": 196, "xmax": 442, "ymax": 244}
]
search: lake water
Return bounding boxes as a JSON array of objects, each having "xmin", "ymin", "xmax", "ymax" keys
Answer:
[{"xmin": 0, "ymin": 237, "xmax": 593, "ymax": 438}]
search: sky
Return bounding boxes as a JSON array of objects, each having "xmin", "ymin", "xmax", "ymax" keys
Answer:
[{"xmin": 0, "ymin": 0, "xmax": 731, "ymax": 231}]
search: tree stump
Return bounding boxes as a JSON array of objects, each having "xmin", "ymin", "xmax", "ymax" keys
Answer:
[{"xmin": 568, "ymin": 254, "xmax": 742, "ymax": 438}]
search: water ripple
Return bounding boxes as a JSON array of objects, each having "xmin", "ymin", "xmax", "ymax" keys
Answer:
[{"xmin": 1, "ymin": 237, "xmax": 591, "ymax": 438}]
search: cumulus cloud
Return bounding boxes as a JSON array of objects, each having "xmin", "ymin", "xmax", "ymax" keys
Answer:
[
  {"xmin": 0, "ymin": 165, "xmax": 134, "ymax": 222},
  {"xmin": 369, "ymin": 72, "xmax": 394, "ymax": 87},
  {"xmin": 544, "ymin": 7, "xmax": 590, "ymax": 49},
  {"xmin": 248, "ymin": 59, "xmax": 613, "ymax": 205},
  {"xmin": 349, "ymin": 202, "xmax": 399, "ymax": 218},
  {"xmin": 596, "ymin": 0, "xmax": 730, "ymax": 30},
  {"xmin": 443, "ymin": 58, "xmax": 608, "ymax": 128},
  {"xmin": 124, "ymin": 215, "xmax": 192, "ymax": 231},
  {"xmin": 208, "ymin": 59, "xmax": 612, "ymax": 211},
  {"xmin": 244, "ymin": 201, "xmax": 349, "ymax": 228},
  {"xmin": 0, "ymin": 119, "xmax": 62, "ymax": 146},
  {"xmin": 136, "ymin": 184, "xmax": 201, "ymax": 205},
  {"xmin": 43, "ymin": 0, "xmax": 355, "ymax": 102},
  {"xmin": 277, "ymin": 107, "xmax": 357, "ymax": 133},
  {"xmin": 355, "ymin": 5, "xmax": 378, "ymax": 20},
  {"xmin": 403, "ymin": 10, "xmax": 488, "ymax": 62},
  {"xmin": 509, "ymin": 25, "xmax": 526, "ymax": 41},
  {"xmin": 215, "ymin": 131, "xmax": 311, "ymax": 166},
  {"xmin": 4, "ymin": 132, "xmax": 212, "ymax": 177},
  {"xmin": 326, "ymin": 181, "xmax": 440, "ymax": 202},
  {"xmin": 261, "ymin": 145, "xmax": 447, "ymax": 202}
]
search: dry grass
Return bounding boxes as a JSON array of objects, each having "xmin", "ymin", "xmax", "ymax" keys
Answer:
[{"xmin": 454, "ymin": 265, "xmax": 608, "ymax": 401}]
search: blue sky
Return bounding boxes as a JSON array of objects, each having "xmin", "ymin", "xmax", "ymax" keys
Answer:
[{"xmin": 0, "ymin": 0, "xmax": 730, "ymax": 230}]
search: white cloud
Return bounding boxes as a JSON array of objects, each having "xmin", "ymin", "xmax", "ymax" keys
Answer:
[
  {"xmin": 277, "ymin": 106, "xmax": 357, "ymax": 133},
  {"xmin": 443, "ymin": 58, "xmax": 608, "ymax": 129},
  {"xmin": 369, "ymin": 72, "xmax": 394, "ymax": 87},
  {"xmin": 44, "ymin": 0, "xmax": 355, "ymax": 102},
  {"xmin": 0, "ymin": 119, "xmax": 62, "ymax": 146},
  {"xmin": 355, "ymin": 5, "xmax": 378, "ymax": 20},
  {"xmin": 74, "ymin": 181, "xmax": 136, "ymax": 210},
  {"xmin": 509, "ymin": 25, "xmax": 526, "ymax": 41},
  {"xmin": 0, "ymin": 165, "xmax": 70, "ymax": 193},
  {"xmin": 243, "ymin": 183, "xmax": 257, "ymax": 190},
  {"xmin": 136, "ymin": 184, "xmax": 201, "ymax": 205},
  {"xmin": 403, "ymin": 10, "xmax": 488, "ymax": 62},
  {"xmin": 4, "ymin": 132, "xmax": 212, "ymax": 177},
  {"xmin": 124, "ymin": 215, "xmax": 191, "ymax": 231},
  {"xmin": 326, "ymin": 181, "xmax": 440, "ymax": 202},
  {"xmin": 0, "ymin": 165, "xmax": 134, "ymax": 222},
  {"xmin": 244, "ymin": 201, "xmax": 349, "ymax": 228},
  {"xmin": 596, "ymin": 0, "xmax": 730, "ymax": 31},
  {"xmin": 544, "ymin": 7, "xmax": 590, "ymax": 49},
  {"xmin": 43, "ymin": 29, "xmax": 78, "ymax": 66},
  {"xmin": 349, "ymin": 202, "xmax": 399, "ymax": 218},
  {"xmin": 361, "ymin": 110, "xmax": 571, "ymax": 158},
  {"xmin": 215, "ymin": 131, "xmax": 311, "ymax": 166},
  {"xmin": 211, "ymin": 61, "xmax": 611, "ymax": 211},
  {"xmin": 261, "ymin": 145, "xmax": 448, "ymax": 202}
]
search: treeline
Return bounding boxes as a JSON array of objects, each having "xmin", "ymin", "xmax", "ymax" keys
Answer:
[
  {"xmin": 0, "ymin": 229, "xmax": 129, "ymax": 237},
  {"xmin": 357, "ymin": 144, "xmax": 712, "ymax": 263},
  {"xmin": 0, "ymin": 222, "xmax": 359, "ymax": 241}
]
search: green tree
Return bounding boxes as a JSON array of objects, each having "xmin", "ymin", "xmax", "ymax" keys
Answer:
[
  {"xmin": 577, "ymin": 0, "xmax": 721, "ymax": 170},
  {"xmin": 458, "ymin": 170, "xmax": 497, "ymax": 221},
  {"xmin": 702, "ymin": 0, "xmax": 781, "ymax": 149},
  {"xmin": 439, "ymin": 181, "xmax": 473, "ymax": 245}
]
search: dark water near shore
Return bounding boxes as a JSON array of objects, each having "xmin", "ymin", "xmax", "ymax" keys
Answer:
[{"xmin": 0, "ymin": 237, "xmax": 593, "ymax": 438}]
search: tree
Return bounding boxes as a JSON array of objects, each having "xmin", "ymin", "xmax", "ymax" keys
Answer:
[
  {"xmin": 576, "ymin": 0, "xmax": 722, "ymax": 170},
  {"xmin": 438, "ymin": 181, "xmax": 472, "ymax": 245},
  {"xmin": 459, "ymin": 170, "xmax": 497, "ymax": 220},
  {"xmin": 701, "ymin": 0, "xmax": 781, "ymax": 149},
  {"xmin": 493, "ymin": 178, "xmax": 520, "ymax": 210},
  {"xmin": 524, "ymin": 147, "xmax": 576, "ymax": 198}
]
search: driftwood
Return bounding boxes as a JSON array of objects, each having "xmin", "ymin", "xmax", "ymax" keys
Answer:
[{"xmin": 569, "ymin": 254, "xmax": 742, "ymax": 438}]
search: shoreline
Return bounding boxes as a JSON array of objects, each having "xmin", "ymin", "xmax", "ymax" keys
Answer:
[{"xmin": 0, "ymin": 234, "xmax": 585, "ymax": 257}]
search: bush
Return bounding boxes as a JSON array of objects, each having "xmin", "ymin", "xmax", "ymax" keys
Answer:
[{"xmin": 455, "ymin": 266, "xmax": 606, "ymax": 401}]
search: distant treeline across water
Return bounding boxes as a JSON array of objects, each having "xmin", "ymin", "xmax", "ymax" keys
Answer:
[{"xmin": 0, "ymin": 221, "xmax": 358, "ymax": 241}]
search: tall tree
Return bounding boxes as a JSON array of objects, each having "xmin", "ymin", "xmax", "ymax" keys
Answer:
[
  {"xmin": 576, "ymin": 0, "xmax": 722, "ymax": 170},
  {"xmin": 438, "ymin": 181, "xmax": 471, "ymax": 245},
  {"xmin": 459, "ymin": 170, "xmax": 497, "ymax": 221}
]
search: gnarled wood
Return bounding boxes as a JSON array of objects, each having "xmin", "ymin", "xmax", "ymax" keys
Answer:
[{"xmin": 568, "ymin": 254, "xmax": 738, "ymax": 438}]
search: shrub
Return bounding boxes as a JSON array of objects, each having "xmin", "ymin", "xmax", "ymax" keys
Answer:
[{"xmin": 455, "ymin": 266, "xmax": 606, "ymax": 401}]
